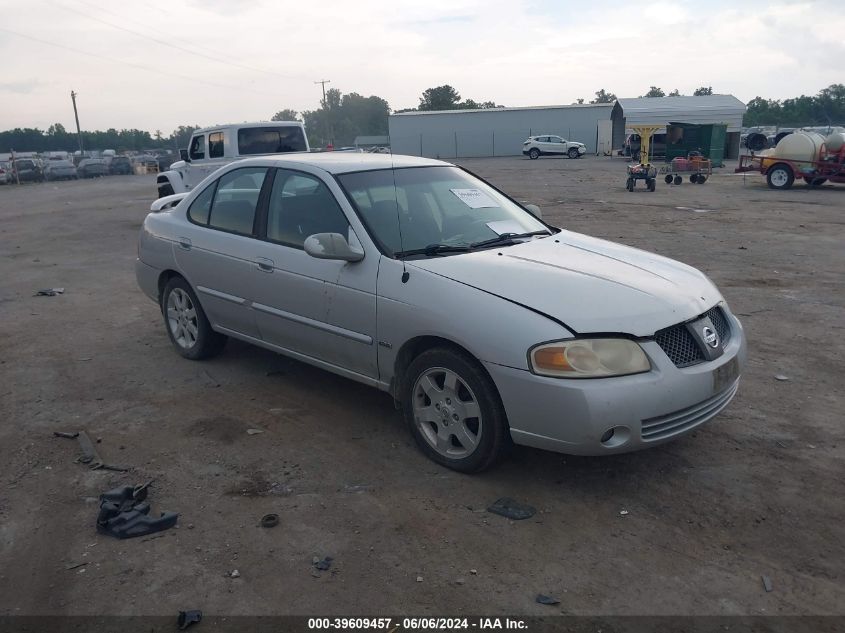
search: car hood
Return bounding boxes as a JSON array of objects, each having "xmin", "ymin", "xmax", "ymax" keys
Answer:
[{"xmin": 408, "ymin": 231, "xmax": 722, "ymax": 337}]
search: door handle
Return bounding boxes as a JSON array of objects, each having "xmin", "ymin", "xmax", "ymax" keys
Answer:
[
  {"xmin": 177, "ymin": 237, "xmax": 192, "ymax": 250},
  {"xmin": 255, "ymin": 257, "xmax": 274, "ymax": 272}
]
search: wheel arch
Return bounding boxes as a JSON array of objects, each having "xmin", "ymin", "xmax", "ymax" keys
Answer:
[
  {"xmin": 156, "ymin": 170, "xmax": 185, "ymax": 194},
  {"xmin": 391, "ymin": 335, "xmax": 492, "ymax": 401},
  {"xmin": 157, "ymin": 269, "xmax": 186, "ymax": 305}
]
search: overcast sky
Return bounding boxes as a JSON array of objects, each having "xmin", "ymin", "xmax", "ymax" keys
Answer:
[{"xmin": 1, "ymin": 0, "xmax": 843, "ymax": 134}]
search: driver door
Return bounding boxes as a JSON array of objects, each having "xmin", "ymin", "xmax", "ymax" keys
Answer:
[{"xmin": 249, "ymin": 168, "xmax": 379, "ymax": 379}]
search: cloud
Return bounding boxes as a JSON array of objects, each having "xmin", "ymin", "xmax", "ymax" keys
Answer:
[{"xmin": 0, "ymin": 80, "xmax": 42, "ymax": 94}]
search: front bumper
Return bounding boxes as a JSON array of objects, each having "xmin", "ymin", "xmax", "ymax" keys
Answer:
[
  {"xmin": 485, "ymin": 310, "xmax": 747, "ymax": 456},
  {"xmin": 577, "ymin": 146, "xmax": 587, "ymax": 155}
]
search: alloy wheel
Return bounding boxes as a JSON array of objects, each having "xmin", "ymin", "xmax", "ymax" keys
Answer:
[
  {"xmin": 166, "ymin": 288, "xmax": 198, "ymax": 349},
  {"xmin": 412, "ymin": 367, "xmax": 483, "ymax": 459}
]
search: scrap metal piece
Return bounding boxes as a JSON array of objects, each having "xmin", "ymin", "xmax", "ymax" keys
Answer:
[
  {"xmin": 178, "ymin": 610, "xmax": 203, "ymax": 630},
  {"xmin": 97, "ymin": 484, "xmax": 178, "ymax": 539},
  {"xmin": 487, "ymin": 497, "xmax": 536, "ymax": 520},
  {"xmin": 53, "ymin": 431, "xmax": 79, "ymax": 439},
  {"xmin": 76, "ymin": 431, "xmax": 101, "ymax": 466}
]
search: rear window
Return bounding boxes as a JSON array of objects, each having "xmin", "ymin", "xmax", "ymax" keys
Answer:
[
  {"xmin": 237, "ymin": 127, "xmax": 307, "ymax": 155},
  {"xmin": 17, "ymin": 160, "xmax": 34, "ymax": 169}
]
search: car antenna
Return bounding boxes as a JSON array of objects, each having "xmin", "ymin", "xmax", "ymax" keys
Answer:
[{"xmin": 390, "ymin": 148, "xmax": 410, "ymax": 283}]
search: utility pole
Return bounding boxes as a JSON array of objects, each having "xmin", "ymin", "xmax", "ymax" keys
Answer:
[
  {"xmin": 314, "ymin": 79, "xmax": 333, "ymax": 148},
  {"xmin": 70, "ymin": 90, "xmax": 84, "ymax": 158}
]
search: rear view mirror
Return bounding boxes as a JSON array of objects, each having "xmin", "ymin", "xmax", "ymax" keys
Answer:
[
  {"xmin": 304, "ymin": 233, "xmax": 364, "ymax": 262},
  {"xmin": 179, "ymin": 149, "xmax": 189, "ymax": 162},
  {"xmin": 525, "ymin": 204, "xmax": 542, "ymax": 219}
]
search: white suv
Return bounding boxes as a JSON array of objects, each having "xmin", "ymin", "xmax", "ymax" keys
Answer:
[
  {"xmin": 523, "ymin": 135, "xmax": 587, "ymax": 160},
  {"xmin": 156, "ymin": 121, "xmax": 309, "ymax": 198}
]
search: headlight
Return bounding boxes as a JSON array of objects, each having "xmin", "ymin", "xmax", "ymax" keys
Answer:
[{"xmin": 529, "ymin": 339, "xmax": 650, "ymax": 378}]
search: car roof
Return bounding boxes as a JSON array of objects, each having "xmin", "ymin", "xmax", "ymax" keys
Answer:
[
  {"xmin": 195, "ymin": 121, "xmax": 306, "ymax": 134},
  {"xmin": 228, "ymin": 152, "xmax": 451, "ymax": 175}
]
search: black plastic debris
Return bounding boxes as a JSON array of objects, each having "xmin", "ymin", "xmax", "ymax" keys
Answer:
[
  {"xmin": 34, "ymin": 287, "xmax": 64, "ymax": 297},
  {"xmin": 177, "ymin": 610, "xmax": 203, "ymax": 630},
  {"xmin": 487, "ymin": 497, "xmax": 536, "ymax": 520},
  {"xmin": 313, "ymin": 556, "xmax": 333, "ymax": 571},
  {"xmin": 260, "ymin": 513, "xmax": 279, "ymax": 528},
  {"xmin": 536, "ymin": 594, "xmax": 560, "ymax": 605},
  {"xmin": 97, "ymin": 482, "xmax": 178, "ymax": 539}
]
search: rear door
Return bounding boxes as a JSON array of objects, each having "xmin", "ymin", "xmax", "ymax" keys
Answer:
[{"xmin": 174, "ymin": 166, "xmax": 270, "ymax": 338}]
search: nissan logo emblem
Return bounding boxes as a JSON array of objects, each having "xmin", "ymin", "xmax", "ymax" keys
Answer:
[{"xmin": 702, "ymin": 326, "xmax": 719, "ymax": 348}]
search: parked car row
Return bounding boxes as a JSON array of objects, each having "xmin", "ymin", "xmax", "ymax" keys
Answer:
[{"xmin": 0, "ymin": 154, "xmax": 144, "ymax": 184}]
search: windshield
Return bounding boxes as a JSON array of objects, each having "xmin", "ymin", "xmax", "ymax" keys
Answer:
[{"xmin": 337, "ymin": 166, "xmax": 547, "ymax": 256}]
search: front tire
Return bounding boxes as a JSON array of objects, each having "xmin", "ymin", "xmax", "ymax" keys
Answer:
[
  {"xmin": 766, "ymin": 164, "xmax": 794, "ymax": 190},
  {"xmin": 403, "ymin": 347, "xmax": 510, "ymax": 473},
  {"xmin": 568, "ymin": 147, "xmax": 579, "ymax": 159},
  {"xmin": 158, "ymin": 182, "xmax": 175, "ymax": 197},
  {"xmin": 626, "ymin": 177, "xmax": 635, "ymax": 192},
  {"xmin": 161, "ymin": 277, "xmax": 227, "ymax": 360}
]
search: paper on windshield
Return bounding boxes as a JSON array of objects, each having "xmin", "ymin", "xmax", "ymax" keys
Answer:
[
  {"xmin": 449, "ymin": 188, "xmax": 499, "ymax": 209},
  {"xmin": 486, "ymin": 220, "xmax": 525, "ymax": 235}
]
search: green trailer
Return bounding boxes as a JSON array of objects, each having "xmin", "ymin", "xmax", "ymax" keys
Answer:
[{"xmin": 665, "ymin": 122, "xmax": 727, "ymax": 167}]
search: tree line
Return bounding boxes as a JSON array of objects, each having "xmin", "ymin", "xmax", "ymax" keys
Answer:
[{"xmin": 3, "ymin": 84, "xmax": 843, "ymax": 153}]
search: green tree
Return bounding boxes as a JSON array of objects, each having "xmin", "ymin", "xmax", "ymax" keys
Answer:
[
  {"xmin": 668, "ymin": 89, "xmax": 681, "ymax": 97},
  {"xmin": 271, "ymin": 109, "xmax": 300, "ymax": 122},
  {"xmin": 169, "ymin": 125, "xmax": 200, "ymax": 148},
  {"xmin": 693, "ymin": 86, "xmax": 713, "ymax": 96},
  {"xmin": 302, "ymin": 89, "xmax": 391, "ymax": 147},
  {"xmin": 573, "ymin": 98, "xmax": 585, "ymax": 104},
  {"xmin": 590, "ymin": 89, "xmax": 617, "ymax": 104},
  {"xmin": 418, "ymin": 85, "xmax": 462, "ymax": 111},
  {"xmin": 642, "ymin": 86, "xmax": 665, "ymax": 98}
]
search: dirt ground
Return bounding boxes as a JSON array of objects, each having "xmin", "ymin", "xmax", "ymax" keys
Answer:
[{"xmin": 0, "ymin": 156, "xmax": 843, "ymax": 619}]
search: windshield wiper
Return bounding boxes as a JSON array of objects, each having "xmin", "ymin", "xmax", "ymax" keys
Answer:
[
  {"xmin": 470, "ymin": 230, "xmax": 552, "ymax": 249},
  {"xmin": 394, "ymin": 243, "xmax": 472, "ymax": 259}
]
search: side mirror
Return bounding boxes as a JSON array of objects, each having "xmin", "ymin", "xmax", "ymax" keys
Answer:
[
  {"xmin": 525, "ymin": 204, "xmax": 542, "ymax": 219},
  {"xmin": 304, "ymin": 232, "xmax": 364, "ymax": 262},
  {"xmin": 179, "ymin": 149, "xmax": 189, "ymax": 162}
]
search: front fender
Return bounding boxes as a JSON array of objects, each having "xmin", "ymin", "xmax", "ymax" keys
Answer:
[{"xmin": 156, "ymin": 170, "xmax": 186, "ymax": 193}]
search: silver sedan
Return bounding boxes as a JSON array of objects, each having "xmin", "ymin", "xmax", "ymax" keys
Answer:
[{"xmin": 136, "ymin": 153, "xmax": 746, "ymax": 472}]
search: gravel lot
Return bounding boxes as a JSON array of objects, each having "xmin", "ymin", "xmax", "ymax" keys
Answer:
[{"xmin": 0, "ymin": 157, "xmax": 843, "ymax": 618}]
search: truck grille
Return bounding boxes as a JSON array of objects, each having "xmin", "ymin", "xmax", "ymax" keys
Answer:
[{"xmin": 654, "ymin": 306, "xmax": 731, "ymax": 368}]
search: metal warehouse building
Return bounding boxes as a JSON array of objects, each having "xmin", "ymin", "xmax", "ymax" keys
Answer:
[{"xmin": 388, "ymin": 95, "xmax": 746, "ymax": 160}]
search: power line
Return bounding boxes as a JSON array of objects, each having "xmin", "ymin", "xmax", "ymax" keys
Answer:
[
  {"xmin": 52, "ymin": 0, "xmax": 306, "ymax": 81},
  {"xmin": 0, "ymin": 27, "xmax": 286, "ymax": 98},
  {"xmin": 71, "ymin": 0, "xmax": 225, "ymax": 60}
]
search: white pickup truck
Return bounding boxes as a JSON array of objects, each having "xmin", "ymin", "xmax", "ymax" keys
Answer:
[{"xmin": 156, "ymin": 121, "xmax": 309, "ymax": 198}]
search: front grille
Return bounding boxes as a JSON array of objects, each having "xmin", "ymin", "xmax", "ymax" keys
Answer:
[
  {"xmin": 654, "ymin": 325, "xmax": 705, "ymax": 367},
  {"xmin": 705, "ymin": 306, "xmax": 731, "ymax": 345},
  {"xmin": 641, "ymin": 380, "xmax": 739, "ymax": 441},
  {"xmin": 654, "ymin": 306, "xmax": 732, "ymax": 368}
]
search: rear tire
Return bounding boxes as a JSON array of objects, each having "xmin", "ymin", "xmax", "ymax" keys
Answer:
[
  {"xmin": 673, "ymin": 175, "xmax": 682, "ymax": 185},
  {"xmin": 647, "ymin": 178, "xmax": 656, "ymax": 192},
  {"xmin": 696, "ymin": 175, "xmax": 707, "ymax": 184},
  {"xmin": 528, "ymin": 148, "xmax": 540, "ymax": 160},
  {"xmin": 626, "ymin": 177, "xmax": 634, "ymax": 192},
  {"xmin": 568, "ymin": 147, "xmax": 579, "ymax": 159},
  {"xmin": 402, "ymin": 347, "xmax": 511, "ymax": 473},
  {"xmin": 664, "ymin": 175, "xmax": 673, "ymax": 184},
  {"xmin": 689, "ymin": 174, "xmax": 699, "ymax": 184},
  {"xmin": 766, "ymin": 164, "xmax": 794, "ymax": 190},
  {"xmin": 160, "ymin": 277, "xmax": 227, "ymax": 360},
  {"xmin": 803, "ymin": 177, "xmax": 827, "ymax": 186}
]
